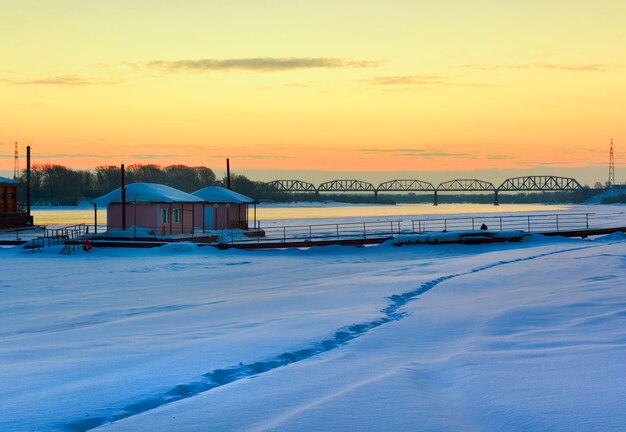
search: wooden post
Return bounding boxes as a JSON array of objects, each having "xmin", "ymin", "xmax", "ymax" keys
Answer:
[
  {"xmin": 26, "ymin": 146, "xmax": 31, "ymax": 216},
  {"xmin": 93, "ymin": 203, "xmax": 98, "ymax": 234},
  {"xmin": 121, "ymin": 164, "xmax": 126, "ymax": 230},
  {"xmin": 226, "ymin": 158, "xmax": 231, "ymax": 190}
]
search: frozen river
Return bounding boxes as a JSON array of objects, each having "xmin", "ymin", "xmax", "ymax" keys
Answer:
[
  {"xmin": 2, "ymin": 227, "xmax": 626, "ymax": 431},
  {"xmin": 2, "ymin": 205, "xmax": 626, "ymax": 430}
]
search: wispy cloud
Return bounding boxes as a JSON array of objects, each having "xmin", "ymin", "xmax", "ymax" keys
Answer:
[
  {"xmin": 147, "ymin": 57, "xmax": 382, "ymax": 73},
  {"xmin": 366, "ymin": 75, "xmax": 446, "ymax": 86},
  {"xmin": 463, "ymin": 63, "xmax": 612, "ymax": 72},
  {"xmin": 361, "ymin": 148, "xmax": 476, "ymax": 158},
  {"xmin": 214, "ymin": 154, "xmax": 295, "ymax": 160},
  {"xmin": 32, "ymin": 153, "xmax": 174, "ymax": 160},
  {"xmin": 485, "ymin": 154, "xmax": 516, "ymax": 160},
  {"xmin": 365, "ymin": 74, "xmax": 490, "ymax": 88},
  {"xmin": 2, "ymin": 74, "xmax": 120, "ymax": 86}
]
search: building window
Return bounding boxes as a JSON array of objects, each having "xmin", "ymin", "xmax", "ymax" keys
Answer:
[
  {"xmin": 173, "ymin": 208, "xmax": 180, "ymax": 224},
  {"xmin": 7, "ymin": 193, "xmax": 13, "ymax": 199},
  {"xmin": 161, "ymin": 208, "xmax": 169, "ymax": 224}
]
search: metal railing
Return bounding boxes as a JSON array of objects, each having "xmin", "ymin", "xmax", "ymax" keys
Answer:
[
  {"xmin": 84, "ymin": 212, "xmax": 598, "ymax": 247},
  {"xmin": 410, "ymin": 213, "xmax": 592, "ymax": 234},
  {"xmin": 94, "ymin": 225, "xmax": 214, "ymax": 240},
  {"xmin": 223, "ymin": 220, "xmax": 403, "ymax": 245},
  {"xmin": 43, "ymin": 223, "xmax": 89, "ymax": 246}
]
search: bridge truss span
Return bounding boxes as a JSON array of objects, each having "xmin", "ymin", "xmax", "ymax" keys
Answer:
[
  {"xmin": 318, "ymin": 179, "xmax": 376, "ymax": 192},
  {"xmin": 266, "ymin": 180, "xmax": 317, "ymax": 193},
  {"xmin": 437, "ymin": 179, "xmax": 496, "ymax": 191},
  {"xmin": 498, "ymin": 176, "xmax": 583, "ymax": 191},
  {"xmin": 435, "ymin": 179, "xmax": 497, "ymax": 206},
  {"xmin": 377, "ymin": 179, "xmax": 435, "ymax": 192}
]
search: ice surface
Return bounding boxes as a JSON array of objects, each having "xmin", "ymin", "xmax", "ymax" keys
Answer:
[{"xmin": 1, "ymin": 225, "xmax": 626, "ymax": 431}]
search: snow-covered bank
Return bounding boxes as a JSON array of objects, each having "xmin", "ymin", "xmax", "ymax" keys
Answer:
[
  {"xmin": 1, "ymin": 234, "xmax": 626, "ymax": 431},
  {"xmin": 586, "ymin": 187, "xmax": 626, "ymax": 204}
]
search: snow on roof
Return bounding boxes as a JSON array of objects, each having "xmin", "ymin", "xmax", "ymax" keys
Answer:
[
  {"xmin": 90, "ymin": 183, "xmax": 205, "ymax": 206},
  {"xmin": 192, "ymin": 186, "xmax": 255, "ymax": 204},
  {"xmin": 0, "ymin": 176, "xmax": 21, "ymax": 185}
]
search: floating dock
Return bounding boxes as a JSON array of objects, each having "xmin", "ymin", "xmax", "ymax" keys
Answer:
[{"xmin": 7, "ymin": 213, "xmax": 626, "ymax": 251}]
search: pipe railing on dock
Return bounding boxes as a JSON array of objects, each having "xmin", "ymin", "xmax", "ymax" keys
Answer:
[
  {"xmin": 410, "ymin": 213, "xmax": 593, "ymax": 234},
  {"xmin": 222, "ymin": 220, "xmax": 402, "ymax": 246},
  {"xmin": 43, "ymin": 223, "xmax": 89, "ymax": 246},
  {"xmin": 84, "ymin": 212, "xmax": 597, "ymax": 247}
]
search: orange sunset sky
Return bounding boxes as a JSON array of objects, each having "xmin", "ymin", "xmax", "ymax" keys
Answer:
[{"xmin": 1, "ymin": 0, "xmax": 624, "ymax": 184}]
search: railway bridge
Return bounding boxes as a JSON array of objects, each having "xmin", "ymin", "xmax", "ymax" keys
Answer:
[{"xmin": 265, "ymin": 175, "xmax": 583, "ymax": 205}]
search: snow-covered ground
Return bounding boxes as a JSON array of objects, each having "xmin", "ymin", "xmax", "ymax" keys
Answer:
[
  {"xmin": 2, "ymin": 229, "xmax": 626, "ymax": 431},
  {"xmin": 586, "ymin": 187, "xmax": 626, "ymax": 204}
]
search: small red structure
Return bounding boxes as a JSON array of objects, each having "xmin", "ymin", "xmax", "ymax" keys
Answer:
[
  {"xmin": 0, "ymin": 176, "xmax": 32, "ymax": 229},
  {"xmin": 192, "ymin": 186, "xmax": 256, "ymax": 230},
  {"xmin": 91, "ymin": 183, "xmax": 206, "ymax": 236}
]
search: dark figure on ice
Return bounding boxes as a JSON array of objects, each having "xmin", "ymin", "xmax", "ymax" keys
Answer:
[{"xmin": 480, "ymin": 223, "xmax": 488, "ymax": 230}]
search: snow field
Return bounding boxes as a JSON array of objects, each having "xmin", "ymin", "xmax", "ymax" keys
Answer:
[{"xmin": 0, "ymin": 231, "xmax": 625, "ymax": 431}]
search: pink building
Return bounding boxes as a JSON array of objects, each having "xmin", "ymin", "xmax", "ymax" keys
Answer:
[
  {"xmin": 91, "ymin": 183, "xmax": 256, "ymax": 237},
  {"xmin": 91, "ymin": 183, "xmax": 206, "ymax": 236},
  {"xmin": 192, "ymin": 186, "xmax": 256, "ymax": 230}
]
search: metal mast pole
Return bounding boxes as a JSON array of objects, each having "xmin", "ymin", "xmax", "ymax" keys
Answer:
[
  {"xmin": 609, "ymin": 138, "xmax": 616, "ymax": 187},
  {"xmin": 13, "ymin": 142, "xmax": 19, "ymax": 179}
]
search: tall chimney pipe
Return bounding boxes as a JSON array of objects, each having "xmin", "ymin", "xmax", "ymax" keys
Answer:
[
  {"xmin": 26, "ymin": 146, "xmax": 31, "ymax": 216},
  {"xmin": 121, "ymin": 164, "xmax": 126, "ymax": 230},
  {"xmin": 226, "ymin": 158, "xmax": 231, "ymax": 190}
]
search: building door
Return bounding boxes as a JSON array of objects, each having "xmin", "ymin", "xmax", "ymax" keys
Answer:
[{"xmin": 204, "ymin": 206, "xmax": 215, "ymax": 231}]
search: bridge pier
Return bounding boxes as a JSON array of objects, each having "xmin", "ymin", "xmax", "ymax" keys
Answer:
[
  {"xmin": 433, "ymin": 190, "xmax": 438, "ymax": 206},
  {"xmin": 494, "ymin": 190, "xmax": 499, "ymax": 206},
  {"xmin": 374, "ymin": 190, "xmax": 378, "ymax": 198}
]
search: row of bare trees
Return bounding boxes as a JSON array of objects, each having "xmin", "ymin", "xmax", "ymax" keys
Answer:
[{"xmin": 25, "ymin": 164, "xmax": 218, "ymax": 205}]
